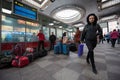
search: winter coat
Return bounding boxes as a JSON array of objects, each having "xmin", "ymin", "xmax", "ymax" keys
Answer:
[
  {"xmin": 110, "ymin": 31, "xmax": 119, "ymax": 39},
  {"xmin": 81, "ymin": 24, "xmax": 102, "ymax": 41}
]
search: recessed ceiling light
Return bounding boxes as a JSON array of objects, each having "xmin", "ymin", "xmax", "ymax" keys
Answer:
[
  {"xmin": 49, "ymin": 23, "xmax": 54, "ymax": 26},
  {"xmin": 51, "ymin": 5, "xmax": 85, "ymax": 24},
  {"xmin": 59, "ymin": 26, "xmax": 62, "ymax": 28}
]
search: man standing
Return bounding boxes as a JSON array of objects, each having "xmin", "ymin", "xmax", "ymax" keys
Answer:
[
  {"xmin": 49, "ymin": 32, "xmax": 56, "ymax": 51},
  {"xmin": 37, "ymin": 30, "xmax": 45, "ymax": 51}
]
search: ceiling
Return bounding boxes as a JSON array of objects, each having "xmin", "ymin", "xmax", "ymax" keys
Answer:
[
  {"xmin": 2, "ymin": 0, "xmax": 120, "ymax": 29},
  {"xmin": 22, "ymin": 0, "xmax": 120, "ymax": 26}
]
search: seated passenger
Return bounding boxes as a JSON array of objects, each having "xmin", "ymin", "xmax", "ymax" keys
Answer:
[
  {"xmin": 62, "ymin": 32, "xmax": 69, "ymax": 55},
  {"xmin": 62, "ymin": 32, "xmax": 68, "ymax": 44}
]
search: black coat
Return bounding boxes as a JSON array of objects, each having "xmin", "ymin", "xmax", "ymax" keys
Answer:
[
  {"xmin": 81, "ymin": 24, "xmax": 102, "ymax": 41},
  {"xmin": 49, "ymin": 35, "xmax": 56, "ymax": 42}
]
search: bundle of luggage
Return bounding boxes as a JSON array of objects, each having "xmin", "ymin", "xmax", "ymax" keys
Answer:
[
  {"xmin": 0, "ymin": 51, "xmax": 13, "ymax": 69},
  {"xmin": 54, "ymin": 42, "xmax": 77, "ymax": 55},
  {"xmin": 54, "ymin": 42, "xmax": 84, "ymax": 57},
  {"xmin": 0, "ymin": 43, "xmax": 48, "ymax": 68}
]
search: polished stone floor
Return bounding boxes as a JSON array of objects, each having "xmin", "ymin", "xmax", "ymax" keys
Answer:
[{"xmin": 0, "ymin": 42, "xmax": 120, "ymax": 80}]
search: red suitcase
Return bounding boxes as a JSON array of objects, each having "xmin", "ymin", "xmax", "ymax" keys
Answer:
[{"xmin": 12, "ymin": 56, "xmax": 29, "ymax": 68}]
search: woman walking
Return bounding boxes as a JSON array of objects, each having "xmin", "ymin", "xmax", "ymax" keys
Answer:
[
  {"xmin": 110, "ymin": 29, "xmax": 119, "ymax": 47},
  {"xmin": 81, "ymin": 13, "xmax": 102, "ymax": 74}
]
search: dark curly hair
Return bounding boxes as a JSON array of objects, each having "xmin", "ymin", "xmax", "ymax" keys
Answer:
[{"xmin": 87, "ymin": 13, "xmax": 98, "ymax": 25}]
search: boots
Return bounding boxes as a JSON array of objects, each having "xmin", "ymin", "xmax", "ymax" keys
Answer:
[
  {"xmin": 89, "ymin": 51, "xmax": 98, "ymax": 74},
  {"xmin": 86, "ymin": 58, "xmax": 90, "ymax": 64},
  {"xmin": 92, "ymin": 65, "xmax": 97, "ymax": 74},
  {"xmin": 86, "ymin": 52, "xmax": 90, "ymax": 64}
]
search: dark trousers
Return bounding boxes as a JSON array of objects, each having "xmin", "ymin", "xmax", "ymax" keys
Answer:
[
  {"xmin": 38, "ymin": 40, "xmax": 44, "ymax": 51},
  {"xmin": 106, "ymin": 39, "xmax": 110, "ymax": 43},
  {"xmin": 49, "ymin": 41, "xmax": 55, "ymax": 50},
  {"xmin": 111, "ymin": 39, "xmax": 117, "ymax": 47},
  {"xmin": 86, "ymin": 40, "xmax": 97, "ymax": 69}
]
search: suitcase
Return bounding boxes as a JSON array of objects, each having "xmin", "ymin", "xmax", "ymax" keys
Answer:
[
  {"xmin": 69, "ymin": 43, "xmax": 77, "ymax": 52},
  {"xmin": 54, "ymin": 42, "xmax": 62, "ymax": 54},
  {"xmin": 25, "ymin": 53, "xmax": 33, "ymax": 62},
  {"xmin": 54, "ymin": 45, "xmax": 59, "ymax": 54},
  {"xmin": 39, "ymin": 49, "xmax": 48, "ymax": 57},
  {"xmin": 33, "ymin": 52, "xmax": 40, "ymax": 60},
  {"xmin": 62, "ymin": 44, "xmax": 69, "ymax": 55},
  {"xmin": 57, "ymin": 42, "xmax": 62, "ymax": 54},
  {"xmin": 12, "ymin": 56, "xmax": 29, "ymax": 68},
  {"xmin": 78, "ymin": 44, "xmax": 84, "ymax": 57}
]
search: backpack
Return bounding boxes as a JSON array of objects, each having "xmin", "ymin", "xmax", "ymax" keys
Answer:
[{"xmin": 11, "ymin": 44, "xmax": 25, "ymax": 56}]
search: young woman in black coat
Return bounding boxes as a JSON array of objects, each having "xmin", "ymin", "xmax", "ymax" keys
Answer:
[{"xmin": 81, "ymin": 13, "xmax": 102, "ymax": 74}]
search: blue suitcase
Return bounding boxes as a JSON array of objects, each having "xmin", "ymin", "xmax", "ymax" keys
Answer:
[
  {"xmin": 58, "ymin": 42, "xmax": 62, "ymax": 53},
  {"xmin": 54, "ymin": 42, "xmax": 62, "ymax": 54},
  {"xmin": 54, "ymin": 45, "xmax": 59, "ymax": 54},
  {"xmin": 78, "ymin": 44, "xmax": 84, "ymax": 57},
  {"xmin": 62, "ymin": 44, "xmax": 69, "ymax": 55}
]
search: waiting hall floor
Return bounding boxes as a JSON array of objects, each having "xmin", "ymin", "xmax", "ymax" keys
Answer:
[{"xmin": 0, "ymin": 42, "xmax": 120, "ymax": 80}]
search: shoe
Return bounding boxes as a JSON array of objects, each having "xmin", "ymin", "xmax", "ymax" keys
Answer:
[
  {"xmin": 92, "ymin": 68, "xmax": 98, "ymax": 74},
  {"xmin": 86, "ymin": 59, "xmax": 90, "ymax": 64}
]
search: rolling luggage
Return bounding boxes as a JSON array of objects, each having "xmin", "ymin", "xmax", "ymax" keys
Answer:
[
  {"xmin": 33, "ymin": 52, "xmax": 40, "ymax": 60},
  {"xmin": 69, "ymin": 43, "xmax": 77, "ymax": 52},
  {"xmin": 57, "ymin": 42, "xmax": 62, "ymax": 54},
  {"xmin": 54, "ymin": 45, "xmax": 59, "ymax": 54},
  {"xmin": 39, "ymin": 49, "xmax": 48, "ymax": 57},
  {"xmin": 54, "ymin": 42, "xmax": 62, "ymax": 54},
  {"xmin": 25, "ymin": 53, "xmax": 33, "ymax": 62},
  {"xmin": 78, "ymin": 44, "xmax": 84, "ymax": 57},
  {"xmin": 62, "ymin": 44, "xmax": 69, "ymax": 55},
  {"xmin": 32, "ymin": 49, "xmax": 48, "ymax": 60}
]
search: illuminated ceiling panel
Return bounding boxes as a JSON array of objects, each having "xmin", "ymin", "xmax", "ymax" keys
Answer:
[
  {"xmin": 102, "ymin": 0, "xmax": 120, "ymax": 9},
  {"xmin": 100, "ymin": 15, "xmax": 118, "ymax": 21},
  {"xmin": 51, "ymin": 5, "xmax": 85, "ymax": 24}
]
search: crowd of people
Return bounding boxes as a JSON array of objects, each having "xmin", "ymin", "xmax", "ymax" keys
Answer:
[{"xmin": 98, "ymin": 29, "xmax": 120, "ymax": 47}]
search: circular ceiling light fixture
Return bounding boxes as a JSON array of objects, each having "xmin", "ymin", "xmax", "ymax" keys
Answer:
[{"xmin": 51, "ymin": 5, "xmax": 85, "ymax": 24}]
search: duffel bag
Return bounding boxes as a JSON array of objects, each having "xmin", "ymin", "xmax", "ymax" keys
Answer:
[{"xmin": 12, "ymin": 56, "xmax": 29, "ymax": 68}]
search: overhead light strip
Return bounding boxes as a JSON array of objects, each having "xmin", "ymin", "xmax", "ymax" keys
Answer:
[
  {"xmin": 2, "ymin": 8, "xmax": 12, "ymax": 14},
  {"xmin": 102, "ymin": 0, "xmax": 120, "ymax": 9},
  {"xmin": 24, "ymin": 0, "xmax": 49, "ymax": 9}
]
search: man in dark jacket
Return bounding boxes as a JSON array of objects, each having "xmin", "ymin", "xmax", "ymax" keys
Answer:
[
  {"xmin": 49, "ymin": 32, "xmax": 56, "ymax": 51},
  {"xmin": 81, "ymin": 13, "xmax": 102, "ymax": 74}
]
